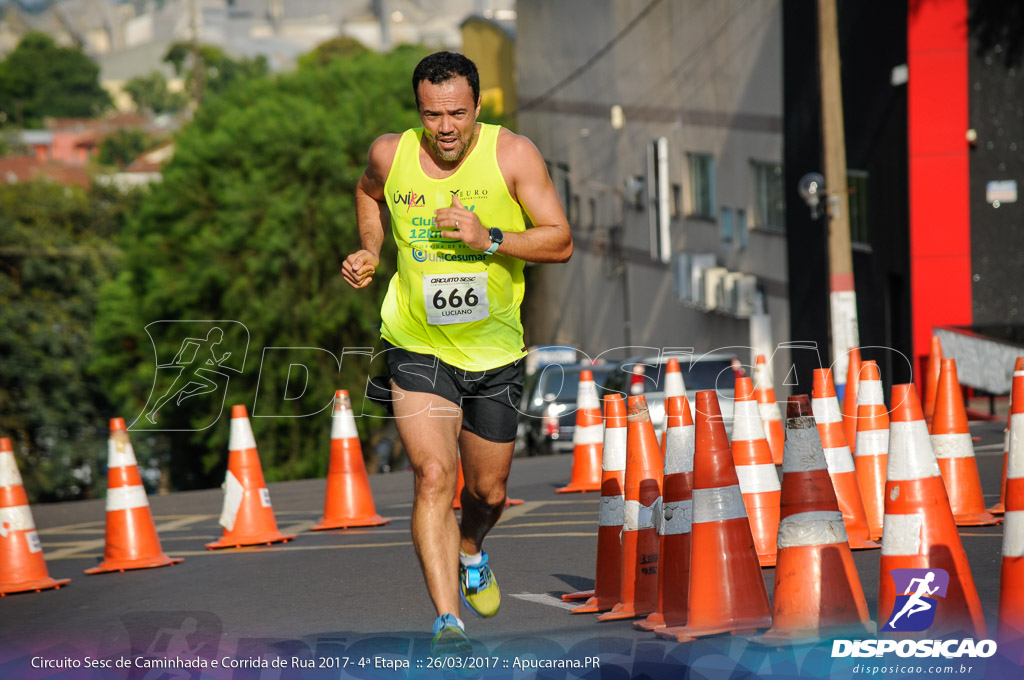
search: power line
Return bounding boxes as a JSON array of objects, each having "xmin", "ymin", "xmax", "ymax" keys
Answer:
[{"xmin": 515, "ymin": 0, "xmax": 664, "ymax": 115}]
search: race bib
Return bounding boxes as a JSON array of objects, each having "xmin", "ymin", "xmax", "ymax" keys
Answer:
[{"xmin": 423, "ymin": 273, "xmax": 489, "ymax": 325}]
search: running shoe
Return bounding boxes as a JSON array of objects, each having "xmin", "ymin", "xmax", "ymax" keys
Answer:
[
  {"xmin": 430, "ymin": 613, "xmax": 471, "ymax": 658},
  {"xmin": 459, "ymin": 552, "xmax": 500, "ymax": 618}
]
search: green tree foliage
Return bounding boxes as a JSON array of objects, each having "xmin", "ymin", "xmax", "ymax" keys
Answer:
[
  {"xmin": 0, "ymin": 32, "xmax": 112, "ymax": 128},
  {"xmin": 297, "ymin": 36, "xmax": 370, "ymax": 70},
  {"xmin": 0, "ymin": 181, "xmax": 137, "ymax": 502},
  {"xmin": 123, "ymin": 71, "xmax": 188, "ymax": 115},
  {"xmin": 98, "ymin": 128, "xmax": 152, "ymax": 168},
  {"xmin": 93, "ymin": 45, "xmax": 429, "ymax": 490},
  {"xmin": 163, "ymin": 43, "xmax": 270, "ymax": 103}
]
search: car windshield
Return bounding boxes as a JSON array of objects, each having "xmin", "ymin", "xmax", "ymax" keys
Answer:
[
  {"xmin": 605, "ymin": 357, "xmax": 739, "ymax": 394},
  {"xmin": 536, "ymin": 365, "xmax": 612, "ymax": 402}
]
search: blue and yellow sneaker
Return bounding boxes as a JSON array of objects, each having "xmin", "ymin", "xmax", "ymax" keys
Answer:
[
  {"xmin": 430, "ymin": 613, "xmax": 471, "ymax": 658},
  {"xmin": 459, "ymin": 551, "xmax": 500, "ymax": 618}
]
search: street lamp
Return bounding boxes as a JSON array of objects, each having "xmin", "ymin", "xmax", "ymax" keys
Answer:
[{"xmin": 798, "ymin": 172, "xmax": 826, "ymax": 220}]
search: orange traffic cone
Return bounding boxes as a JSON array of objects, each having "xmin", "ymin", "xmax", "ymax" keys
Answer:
[
  {"xmin": 989, "ymin": 360, "xmax": 1024, "ymax": 516},
  {"xmin": 923, "ymin": 335, "xmax": 943, "ymax": 431},
  {"xmin": 636, "ymin": 394, "xmax": 694, "ymax": 630},
  {"xmin": 853, "ymin": 361, "xmax": 888, "ymax": 541},
  {"xmin": 597, "ymin": 395, "xmax": 663, "ymax": 621},
  {"xmin": 812, "ymin": 369, "xmax": 879, "ymax": 550},
  {"xmin": 567, "ymin": 394, "xmax": 627, "ymax": 611},
  {"xmin": 656, "ymin": 391, "xmax": 772, "ymax": 642},
  {"xmin": 0, "ymin": 438, "xmax": 70, "ymax": 595},
  {"xmin": 732, "ymin": 377, "xmax": 780, "ymax": 567},
  {"xmin": 931, "ymin": 359, "xmax": 1000, "ymax": 526},
  {"xmin": 989, "ymin": 410, "xmax": 1011, "ymax": 516},
  {"xmin": 661, "ymin": 358, "xmax": 686, "ymax": 453},
  {"xmin": 878, "ymin": 385, "xmax": 986, "ymax": 638},
  {"xmin": 842, "ymin": 347, "xmax": 863, "ymax": 454},
  {"xmin": 998, "ymin": 362, "xmax": 1024, "ymax": 647},
  {"xmin": 558, "ymin": 369, "xmax": 604, "ymax": 493},
  {"xmin": 311, "ymin": 391, "xmax": 389, "ymax": 530},
  {"xmin": 206, "ymin": 405, "xmax": 295, "ymax": 549},
  {"xmin": 85, "ymin": 419, "xmax": 183, "ymax": 573},
  {"xmin": 755, "ymin": 395, "xmax": 873, "ymax": 643},
  {"xmin": 753, "ymin": 355, "xmax": 785, "ymax": 466}
]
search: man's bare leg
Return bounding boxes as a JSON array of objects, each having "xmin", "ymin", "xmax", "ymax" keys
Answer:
[
  {"xmin": 391, "ymin": 382, "xmax": 463, "ymax": 617},
  {"xmin": 458, "ymin": 430, "xmax": 514, "ymax": 555}
]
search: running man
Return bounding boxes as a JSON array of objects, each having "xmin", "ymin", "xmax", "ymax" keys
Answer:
[
  {"xmin": 887, "ymin": 571, "xmax": 939, "ymax": 628},
  {"xmin": 146, "ymin": 328, "xmax": 232, "ymax": 424},
  {"xmin": 342, "ymin": 52, "xmax": 572, "ymax": 656}
]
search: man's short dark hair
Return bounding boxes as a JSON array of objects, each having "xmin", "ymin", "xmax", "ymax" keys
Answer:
[{"xmin": 412, "ymin": 51, "xmax": 480, "ymax": 108}]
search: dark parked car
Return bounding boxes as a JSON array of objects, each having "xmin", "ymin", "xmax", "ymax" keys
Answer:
[
  {"xmin": 601, "ymin": 352, "xmax": 742, "ymax": 433},
  {"xmin": 517, "ymin": 362, "xmax": 614, "ymax": 457}
]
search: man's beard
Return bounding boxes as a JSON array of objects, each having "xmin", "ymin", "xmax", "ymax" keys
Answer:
[{"xmin": 429, "ymin": 129, "xmax": 475, "ymax": 162}]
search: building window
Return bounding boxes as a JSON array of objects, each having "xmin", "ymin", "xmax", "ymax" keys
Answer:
[
  {"xmin": 671, "ymin": 183, "xmax": 682, "ymax": 218},
  {"xmin": 589, "ymin": 197, "xmax": 598, "ymax": 229},
  {"xmin": 736, "ymin": 208, "xmax": 748, "ymax": 251},
  {"xmin": 848, "ymin": 170, "xmax": 869, "ymax": 244},
  {"xmin": 687, "ymin": 153, "xmax": 715, "ymax": 218},
  {"xmin": 751, "ymin": 160, "xmax": 785, "ymax": 231},
  {"xmin": 720, "ymin": 206, "xmax": 733, "ymax": 247}
]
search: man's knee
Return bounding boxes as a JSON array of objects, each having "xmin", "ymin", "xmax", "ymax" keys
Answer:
[
  {"xmin": 462, "ymin": 479, "xmax": 507, "ymax": 509},
  {"xmin": 413, "ymin": 460, "xmax": 456, "ymax": 499}
]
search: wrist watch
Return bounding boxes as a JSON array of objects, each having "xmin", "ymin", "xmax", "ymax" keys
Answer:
[{"xmin": 484, "ymin": 227, "xmax": 503, "ymax": 255}]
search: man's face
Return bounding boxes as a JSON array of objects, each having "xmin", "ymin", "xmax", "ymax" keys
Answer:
[{"xmin": 417, "ymin": 76, "xmax": 480, "ymax": 163}]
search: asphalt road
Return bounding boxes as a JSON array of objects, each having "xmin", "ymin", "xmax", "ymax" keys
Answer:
[{"xmin": 0, "ymin": 418, "xmax": 1018, "ymax": 680}]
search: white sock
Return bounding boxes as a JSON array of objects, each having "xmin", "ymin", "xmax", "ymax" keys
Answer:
[{"xmin": 459, "ymin": 550, "xmax": 483, "ymax": 567}]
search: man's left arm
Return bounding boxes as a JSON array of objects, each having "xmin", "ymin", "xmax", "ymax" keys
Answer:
[{"xmin": 437, "ymin": 133, "xmax": 572, "ymax": 263}]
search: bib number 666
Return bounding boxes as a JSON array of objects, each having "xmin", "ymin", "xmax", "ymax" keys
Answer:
[{"xmin": 432, "ymin": 287, "xmax": 479, "ymax": 310}]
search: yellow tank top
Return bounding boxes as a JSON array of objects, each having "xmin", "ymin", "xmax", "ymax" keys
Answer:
[{"xmin": 380, "ymin": 123, "xmax": 528, "ymax": 371}]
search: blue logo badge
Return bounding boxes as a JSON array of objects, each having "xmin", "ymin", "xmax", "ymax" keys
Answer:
[{"xmin": 881, "ymin": 568, "xmax": 950, "ymax": 632}]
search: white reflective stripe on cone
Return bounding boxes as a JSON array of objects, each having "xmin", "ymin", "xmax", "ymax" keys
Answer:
[
  {"xmin": 664, "ymin": 371, "xmax": 685, "ymax": 398},
  {"xmin": 858, "ymin": 380, "xmax": 884, "ymax": 405},
  {"xmin": 218, "ymin": 470, "xmax": 245, "ymax": 531},
  {"xmin": 1009, "ymin": 413, "xmax": 1024, "ymax": 480},
  {"xmin": 930, "ymin": 433, "xmax": 975, "ymax": 459},
  {"xmin": 0, "ymin": 505, "xmax": 35, "ymax": 533},
  {"xmin": 602, "ymin": 428, "xmax": 627, "ymax": 472},
  {"xmin": 777, "ymin": 510, "xmax": 848, "ymax": 548},
  {"xmin": 731, "ymin": 401, "xmax": 766, "ymax": 442},
  {"xmin": 578, "ymin": 380, "xmax": 600, "ymax": 409},
  {"xmin": 823, "ymin": 447, "xmax": 857, "ymax": 474},
  {"xmin": 1003, "ymin": 510, "xmax": 1024, "ymax": 558},
  {"xmin": 881, "ymin": 513, "xmax": 924, "ymax": 556},
  {"xmin": 782, "ymin": 418, "xmax": 827, "ymax": 473},
  {"xmin": 230, "ymin": 416, "xmax": 258, "ymax": 451},
  {"xmin": 855, "ymin": 429, "xmax": 889, "ymax": 457},
  {"xmin": 574, "ymin": 423, "xmax": 604, "ymax": 446},
  {"xmin": 108, "ymin": 435, "xmax": 138, "ymax": 468},
  {"xmin": 662, "ymin": 499, "xmax": 693, "ymax": 535},
  {"xmin": 888, "ymin": 422, "xmax": 942, "ymax": 481},
  {"xmin": 0, "ymin": 451, "xmax": 23, "ymax": 489},
  {"xmin": 812, "ymin": 397, "xmax": 843, "ymax": 424},
  {"xmin": 692, "ymin": 485, "xmax": 747, "ymax": 524},
  {"xmin": 106, "ymin": 485, "xmax": 150, "ymax": 512},
  {"xmin": 599, "ymin": 494, "xmax": 625, "ymax": 527},
  {"xmin": 331, "ymin": 409, "xmax": 359, "ymax": 439},
  {"xmin": 735, "ymin": 463, "xmax": 781, "ymax": 493},
  {"xmin": 663, "ymin": 425, "xmax": 695, "ymax": 476},
  {"xmin": 623, "ymin": 498, "xmax": 657, "ymax": 532},
  {"xmin": 757, "ymin": 401, "xmax": 782, "ymax": 422}
]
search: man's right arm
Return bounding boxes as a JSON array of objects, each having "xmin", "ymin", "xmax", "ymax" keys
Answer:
[{"xmin": 342, "ymin": 134, "xmax": 400, "ymax": 289}]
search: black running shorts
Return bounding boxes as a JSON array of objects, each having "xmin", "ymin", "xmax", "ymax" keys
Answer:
[{"xmin": 366, "ymin": 340, "xmax": 525, "ymax": 443}]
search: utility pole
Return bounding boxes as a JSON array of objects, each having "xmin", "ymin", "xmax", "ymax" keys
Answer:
[
  {"xmin": 190, "ymin": 0, "xmax": 204, "ymax": 108},
  {"xmin": 817, "ymin": 0, "xmax": 859, "ymax": 397}
]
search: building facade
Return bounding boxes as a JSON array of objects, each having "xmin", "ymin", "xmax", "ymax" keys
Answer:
[{"xmin": 516, "ymin": 0, "xmax": 791, "ymax": 381}]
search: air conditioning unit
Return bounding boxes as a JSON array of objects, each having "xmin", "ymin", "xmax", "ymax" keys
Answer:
[
  {"xmin": 703, "ymin": 267, "xmax": 729, "ymax": 310},
  {"xmin": 689, "ymin": 253, "xmax": 717, "ymax": 306},
  {"xmin": 736, "ymin": 274, "xmax": 758, "ymax": 317},
  {"xmin": 723, "ymin": 272, "xmax": 744, "ymax": 315}
]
